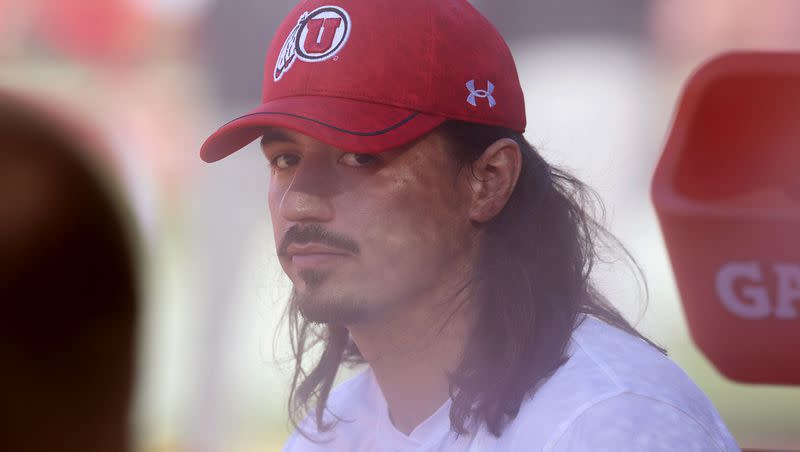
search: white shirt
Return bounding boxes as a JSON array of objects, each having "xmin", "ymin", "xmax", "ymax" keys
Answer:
[{"xmin": 283, "ymin": 316, "xmax": 740, "ymax": 451}]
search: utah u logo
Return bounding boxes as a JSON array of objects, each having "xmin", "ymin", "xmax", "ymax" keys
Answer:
[
  {"xmin": 302, "ymin": 16, "xmax": 343, "ymax": 54},
  {"xmin": 274, "ymin": 5, "xmax": 351, "ymax": 81},
  {"xmin": 466, "ymin": 80, "xmax": 497, "ymax": 108}
]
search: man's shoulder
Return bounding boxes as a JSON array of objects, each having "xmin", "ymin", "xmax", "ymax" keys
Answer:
[
  {"xmin": 567, "ymin": 316, "xmax": 708, "ymax": 408},
  {"xmin": 542, "ymin": 392, "xmax": 739, "ymax": 451},
  {"xmin": 502, "ymin": 316, "xmax": 737, "ymax": 450}
]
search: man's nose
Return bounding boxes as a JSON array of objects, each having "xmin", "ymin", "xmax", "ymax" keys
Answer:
[{"xmin": 278, "ymin": 159, "xmax": 336, "ymax": 223}]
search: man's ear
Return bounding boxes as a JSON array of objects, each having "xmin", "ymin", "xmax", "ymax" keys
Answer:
[{"xmin": 466, "ymin": 138, "xmax": 522, "ymax": 223}]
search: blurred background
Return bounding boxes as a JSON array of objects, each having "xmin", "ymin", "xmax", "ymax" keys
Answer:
[{"xmin": 1, "ymin": 0, "xmax": 799, "ymax": 450}]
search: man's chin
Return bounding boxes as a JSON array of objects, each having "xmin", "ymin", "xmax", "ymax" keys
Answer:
[
  {"xmin": 297, "ymin": 269, "xmax": 328, "ymax": 290},
  {"xmin": 290, "ymin": 288, "xmax": 372, "ymax": 326}
]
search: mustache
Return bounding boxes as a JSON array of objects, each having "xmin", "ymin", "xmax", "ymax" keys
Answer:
[{"xmin": 278, "ymin": 224, "xmax": 360, "ymax": 256}]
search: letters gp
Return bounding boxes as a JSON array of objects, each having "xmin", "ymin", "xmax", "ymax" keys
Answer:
[{"xmin": 716, "ymin": 261, "xmax": 800, "ymax": 319}]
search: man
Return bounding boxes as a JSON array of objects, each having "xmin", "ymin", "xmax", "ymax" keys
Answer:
[{"xmin": 201, "ymin": 1, "xmax": 739, "ymax": 450}]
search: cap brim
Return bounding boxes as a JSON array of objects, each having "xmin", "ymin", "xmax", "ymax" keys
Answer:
[{"xmin": 200, "ymin": 96, "xmax": 447, "ymax": 163}]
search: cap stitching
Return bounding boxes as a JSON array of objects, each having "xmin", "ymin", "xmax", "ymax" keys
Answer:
[
  {"xmin": 273, "ymin": 86, "xmax": 435, "ymax": 110},
  {"xmin": 219, "ymin": 111, "xmax": 421, "ymax": 137},
  {"xmin": 267, "ymin": 88, "xmax": 494, "ymax": 120},
  {"xmin": 264, "ymin": 89, "xmax": 523, "ymax": 131}
]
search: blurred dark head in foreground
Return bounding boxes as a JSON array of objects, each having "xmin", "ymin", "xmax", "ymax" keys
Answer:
[{"xmin": 0, "ymin": 93, "xmax": 138, "ymax": 452}]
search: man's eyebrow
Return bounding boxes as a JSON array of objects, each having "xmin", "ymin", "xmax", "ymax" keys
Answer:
[{"xmin": 260, "ymin": 129, "xmax": 297, "ymax": 149}]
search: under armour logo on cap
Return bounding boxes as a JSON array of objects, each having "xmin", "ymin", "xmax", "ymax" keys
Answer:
[{"xmin": 466, "ymin": 80, "xmax": 496, "ymax": 108}]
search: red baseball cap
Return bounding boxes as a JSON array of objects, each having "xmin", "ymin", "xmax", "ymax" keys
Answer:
[{"xmin": 200, "ymin": 0, "xmax": 526, "ymax": 163}]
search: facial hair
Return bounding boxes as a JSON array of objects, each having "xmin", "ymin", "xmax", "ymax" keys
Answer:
[{"xmin": 289, "ymin": 284, "xmax": 373, "ymax": 326}]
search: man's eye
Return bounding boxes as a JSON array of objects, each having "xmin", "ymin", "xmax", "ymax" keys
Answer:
[
  {"xmin": 339, "ymin": 152, "xmax": 378, "ymax": 167},
  {"xmin": 270, "ymin": 154, "xmax": 300, "ymax": 169}
]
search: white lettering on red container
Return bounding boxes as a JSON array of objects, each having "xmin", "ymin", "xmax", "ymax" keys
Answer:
[{"xmin": 716, "ymin": 262, "xmax": 800, "ymax": 319}]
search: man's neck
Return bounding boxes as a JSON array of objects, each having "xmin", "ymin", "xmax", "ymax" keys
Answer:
[{"xmin": 347, "ymin": 287, "xmax": 476, "ymax": 436}]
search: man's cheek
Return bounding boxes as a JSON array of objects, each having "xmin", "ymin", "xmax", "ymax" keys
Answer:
[
  {"xmin": 267, "ymin": 188, "xmax": 284, "ymax": 221},
  {"xmin": 267, "ymin": 184, "xmax": 280, "ymax": 209}
]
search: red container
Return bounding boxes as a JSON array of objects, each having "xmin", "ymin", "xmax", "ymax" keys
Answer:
[{"xmin": 652, "ymin": 52, "xmax": 800, "ymax": 385}]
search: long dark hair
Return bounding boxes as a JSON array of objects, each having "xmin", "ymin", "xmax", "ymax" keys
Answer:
[{"xmin": 285, "ymin": 120, "xmax": 665, "ymax": 438}]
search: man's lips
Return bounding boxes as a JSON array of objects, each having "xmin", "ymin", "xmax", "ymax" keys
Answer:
[{"xmin": 284, "ymin": 243, "xmax": 353, "ymax": 267}]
